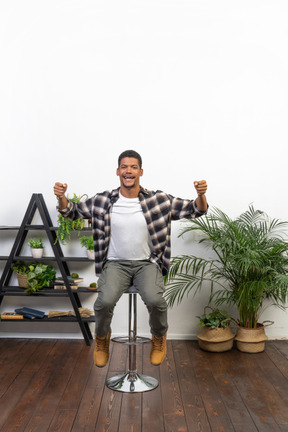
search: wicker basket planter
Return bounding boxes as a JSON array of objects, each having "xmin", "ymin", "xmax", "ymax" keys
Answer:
[
  {"xmin": 16, "ymin": 273, "xmax": 29, "ymax": 289},
  {"xmin": 235, "ymin": 321, "xmax": 273, "ymax": 353},
  {"xmin": 197, "ymin": 325, "xmax": 235, "ymax": 352}
]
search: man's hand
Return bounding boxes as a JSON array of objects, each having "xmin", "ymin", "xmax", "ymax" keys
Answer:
[
  {"xmin": 194, "ymin": 180, "xmax": 207, "ymax": 197},
  {"xmin": 194, "ymin": 180, "xmax": 208, "ymax": 212},
  {"xmin": 54, "ymin": 182, "xmax": 68, "ymax": 199},
  {"xmin": 54, "ymin": 183, "xmax": 68, "ymax": 210}
]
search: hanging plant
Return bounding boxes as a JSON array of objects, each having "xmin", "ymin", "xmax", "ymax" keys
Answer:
[{"xmin": 55, "ymin": 194, "xmax": 88, "ymax": 245}]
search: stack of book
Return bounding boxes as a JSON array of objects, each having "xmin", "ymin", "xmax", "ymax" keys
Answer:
[
  {"xmin": 53, "ymin": 276, "xmax": 83, "ymax": 291},
  {"xmin": 14, "ymin": 307, "xmax": 45, "ymax": 319},
  {"xmin": 1, "ymin": 308, "xmax": 45, "ymax": 320}
]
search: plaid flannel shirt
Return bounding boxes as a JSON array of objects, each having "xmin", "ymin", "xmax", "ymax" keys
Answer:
[{"xmin": 58, "ymin": 186, "xmax": 208, "ymax": 276}]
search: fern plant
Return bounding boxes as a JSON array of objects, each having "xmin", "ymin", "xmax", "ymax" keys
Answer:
[
  {"xmin": 55, "ymin": 193, "xmax": 85, "ymax": 245},
  {"xmin": 165, "ymin": 206, "xmax": 288, "ymax": 328}
]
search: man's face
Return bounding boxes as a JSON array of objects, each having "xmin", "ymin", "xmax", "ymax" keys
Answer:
[{"xmin": 117, "ymin": 157, "xmax": 143, "ymax": 190}]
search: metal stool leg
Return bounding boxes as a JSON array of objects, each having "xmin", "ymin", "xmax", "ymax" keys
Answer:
[{"xmin": 106, "ymin": 291, "xmax": 159, "ymax": 393}]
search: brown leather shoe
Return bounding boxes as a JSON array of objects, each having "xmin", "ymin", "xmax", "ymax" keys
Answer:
[
  {"xmin": 94, "ymin": 331, "xmax": 111, "ymax": 367},
  {"xmin": 150, "ymin": 333, "xmax": 167, "ymax": 365}
]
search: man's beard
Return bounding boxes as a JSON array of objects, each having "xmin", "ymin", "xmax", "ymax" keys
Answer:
[
  {"xmin": 121, "ymin": 177, "xmax": 137, "ymax": 189},
  {"xmin": 122, "ymin": 181, "xmax": 136, "ymax": 189}
]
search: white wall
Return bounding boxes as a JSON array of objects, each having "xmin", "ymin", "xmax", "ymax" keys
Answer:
[{"xmin": 0, "ymin": 0, "xmax": 287, "ymax": 340}]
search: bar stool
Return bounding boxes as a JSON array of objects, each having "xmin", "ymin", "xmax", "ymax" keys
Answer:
[{"xmin": 106, "ymin": 286, "xmax": 159, "ymax": 393}]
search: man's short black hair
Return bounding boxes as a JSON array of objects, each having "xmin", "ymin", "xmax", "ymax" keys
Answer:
[{"xmin": 118, "ymin": 150, "xmax": 142, "ymax": 168}]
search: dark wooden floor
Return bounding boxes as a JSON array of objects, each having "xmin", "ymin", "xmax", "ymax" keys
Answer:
[{"xmin": 0, "ymin": 338, "xmax": 288, "ymax": 432}]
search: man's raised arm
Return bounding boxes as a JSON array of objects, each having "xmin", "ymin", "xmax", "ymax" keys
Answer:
[
  {"xmin": 54, "ymin": 182, "xmax": 69, "ymax": 210},
  {"xmin": 194, "ymin": 180, "xmax": 208, "ymax": 212}
]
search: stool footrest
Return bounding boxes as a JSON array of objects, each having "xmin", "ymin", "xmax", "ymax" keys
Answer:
[
  {"xmin": 106, "ymin": 371, "xmax": 159, "ymax": 393},
  {"xmin": 112, "ymin": 336, "xmax": 150, "ymax": 345}
]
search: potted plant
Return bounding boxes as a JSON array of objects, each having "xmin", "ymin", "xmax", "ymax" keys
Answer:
[
  {"xmin": 165, "ymin": 206, "xmax": 288, "ymax": 353},
  {"xmin": 80, "ymin": 236, "xmax": 95, "ymax": 260},
  {"xmin": 28, "ymin": 238, "xmax": 44, "ymax": 258},
  {"xmin": 55, "ymin": 194, "xmax": 87, "ymax": 245},
  {"xmin": 11, "ymin": 261, "xmax": 30, "ymax": 288},
  {"xmin": 11, "ymin": 261, "xmax": 56, "ymax": 295},
  {"xmin": 196, "ymin": 307, "xmax": 235, "ymax": 352}
]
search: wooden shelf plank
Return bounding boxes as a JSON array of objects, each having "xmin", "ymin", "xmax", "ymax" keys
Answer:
[
  {"xmin": 0, "ymin": 286, "xmax": 97, "ymax": 296},
  {"xmin": 0, "ymin": 315, "xmax": 95, "ymax": 322},
  {"xmin": 0, "ymin": 225, "xmax": 92, "ymax": 231},
  {"xmin": 0, "ymin": 256, "xmax": 93, "ymax": 262}
]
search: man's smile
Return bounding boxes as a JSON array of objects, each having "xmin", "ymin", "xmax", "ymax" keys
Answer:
[{"xmin": 123, "ymin": 175, "xmax": 135, "ymax": 180}]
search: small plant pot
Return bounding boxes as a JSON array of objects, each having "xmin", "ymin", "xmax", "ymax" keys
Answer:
[
  {"xmin": 86, "ymin": 249, "xmax": 95, "ymax": 260},
  {"xmin": 235, "ymin": 321, "xmax": 273, "ymax": 353},
  {"xmin": 197, "ymin": 325, "xmax": 235, "ymax": 352},
  {"xmin": 16, "ymin": 273, "xmax": 29, "ymax": 288},
  {"xmin": 31, "ymin": 248, "xmax": 44, "ymax": 258}
]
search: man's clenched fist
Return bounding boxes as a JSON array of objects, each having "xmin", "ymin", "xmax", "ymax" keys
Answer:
[
  {"xmin": 194, "ymin": 180, "xmax": 207, "ymax": 197},
  {"xmin": 54, "ymin": 182, "xmax": 68, "ymax": 199}
]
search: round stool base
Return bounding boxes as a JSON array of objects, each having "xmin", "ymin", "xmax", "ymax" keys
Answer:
[{"xmin": 106, "ymin": 371, "xmax": 159, "ymax": 393}]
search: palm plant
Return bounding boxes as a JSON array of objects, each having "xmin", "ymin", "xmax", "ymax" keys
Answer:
[{"xmin": 165, "ymin": 206, "xmax": 288, "ymax": 328}]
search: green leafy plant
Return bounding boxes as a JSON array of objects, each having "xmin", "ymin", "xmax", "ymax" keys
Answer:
[
  {"xmin": 80, "ymin": 236, "xmax": 94, "ymax": 250},
  {"xmin": 28, "ymin": 238, "xmax": 43, "ymax": 248},
  {"xmin": 12, "ymin": 261, "xmax": 56, "ymax": 295},
  {"xmin": 165, "ymin": 205, "xmax": 288, "ymax": 329},
  {"xmin": 11, "ymin": 261, "xmax": 29, "ymax": 275},
  {"xmin": 55, "ymin": 193, "xmax": 85, "ymax": 245},
  {"xmin": 197, "ymin": 307, "xmax": 232, "ymax": 329}
]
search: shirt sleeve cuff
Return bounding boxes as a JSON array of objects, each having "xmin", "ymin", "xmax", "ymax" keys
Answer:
[
  {"xmin": 193, "ymin": 201, "xmax": 209, "ymax": 215},
  {"xmin": 56, "ymin": 199, "xmax": 73, "ymax": 216}
]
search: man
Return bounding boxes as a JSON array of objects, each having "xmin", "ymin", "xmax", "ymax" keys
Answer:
[{"xmin": 54, "ymin": 150, "xmax": 208, "ymax": 367}]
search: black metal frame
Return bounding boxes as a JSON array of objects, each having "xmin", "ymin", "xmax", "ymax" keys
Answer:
[{"xmin": 0, "ymin": 193, "xmax": 93, "ymax": 345}]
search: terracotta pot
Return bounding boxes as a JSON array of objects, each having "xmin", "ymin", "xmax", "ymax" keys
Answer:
[
  {"xmin": 197, "ymin": 325, "xmax": 235, "ymax": 352},
  {"xmin": 235, "ymin": 321, "xmax": 273, "ymax": 353}
]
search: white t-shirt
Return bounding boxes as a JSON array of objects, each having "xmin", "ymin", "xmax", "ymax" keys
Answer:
[{"xmin": 107, "ymin": 192, "xmax": 153, "ymax": 260}]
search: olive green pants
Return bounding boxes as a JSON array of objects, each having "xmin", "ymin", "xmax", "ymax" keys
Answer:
[{"xmin": 94, "ymin": 260, "xmax": 168, "ymax": 338}]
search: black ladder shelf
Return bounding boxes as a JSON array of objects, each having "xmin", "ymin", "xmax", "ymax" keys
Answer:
[{"xmin": 0, "ymin": 193, "xmax": 93, "ymax": 345}]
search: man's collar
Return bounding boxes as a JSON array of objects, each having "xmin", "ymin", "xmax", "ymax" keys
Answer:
[
  {"xmin": 112, "ymin": 186, "xmax": 149, "ymax": 199},
  {"xmin": 139, "ymin": 186, "xmax": 149, "ymax": 195},
  {"xmin": 111, "ymin": 188, "xmax": 120, "ymax": 198}
]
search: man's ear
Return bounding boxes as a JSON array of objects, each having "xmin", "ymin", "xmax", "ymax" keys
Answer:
[
  {"xmin": 140, "ymin": 169, "xmax": 143, "ymax": 177},
  {"xmin": 116, "ymin": 168, "xmax": 120, "ymax": 176}
]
